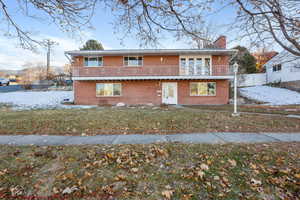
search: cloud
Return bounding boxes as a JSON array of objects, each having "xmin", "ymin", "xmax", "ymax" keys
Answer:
[
  {"xmin": 0, "ymin": 31, "xmax": 114, "ymax": 71},
  {"xmin": 0, "ymin": 35, "xmax": 79, "ymax": 70}
]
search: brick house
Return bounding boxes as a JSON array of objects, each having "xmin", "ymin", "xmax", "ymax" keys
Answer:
[{"xmin": 65, "ymin": 36, "xmax": 236, "ymax": 106}]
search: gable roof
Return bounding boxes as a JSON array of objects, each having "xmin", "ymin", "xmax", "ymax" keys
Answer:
[
  {"xmin": 264, "ymin": 49, "xmax": 300, "ymax": 67},
  {"xmin": 65, "ymin": 48, "xmax": 237, "ymax": 56}
]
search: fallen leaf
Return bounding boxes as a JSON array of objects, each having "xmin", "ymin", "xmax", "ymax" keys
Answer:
[
  {"xmin": 250, "ymin": 178, "xmax": 262, "ymax": 186},
  {"xmin": 295, "ymin": 173, "xmax": 300, "ymax": 179},
  {"xmin": 200, "ymin": 163, "xmax": 209, "ymax": 171},
  {"xmin": 197, "ymin": 170, "xmax": 205, "ymax": 178},
  {"xmin": 162, "ymin": 190, "xmax": 173, "ymax": 199},
  {"xmin": 131, "ymin": 168, "xmax": 139, "ymax": 173},
  {"xmin": 228, "ymin": 159, "xmax": 237, "ymax": 167}
]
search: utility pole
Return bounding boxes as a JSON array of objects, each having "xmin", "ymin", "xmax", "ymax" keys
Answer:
[{"xmin": 43, "ymin": 39, "xmax": 58, "ymax": 80}]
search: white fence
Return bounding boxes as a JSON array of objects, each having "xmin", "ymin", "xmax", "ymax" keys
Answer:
[{"xmin": 238, "ymin": 73, "xmax": 266, "ymax": 87}]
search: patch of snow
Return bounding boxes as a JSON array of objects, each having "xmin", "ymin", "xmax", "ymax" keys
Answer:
[
  {"xmin": 0, "ymin": 91, "xmax": 95, "ymax": 110},
  {"xmin": 116, "ymin": 102, "xmax": 126, "ymax": 107},
  {"xmin": 239, "ymin": 86, "xmax": 300, "ymax": 105}
]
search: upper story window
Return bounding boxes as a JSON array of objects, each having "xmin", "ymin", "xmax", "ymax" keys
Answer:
[
  {"xmin": 272, "ymin": 64, "xmax": 282, "ymax": 72},
  {"xmin": 84, "ymin": 57, "xmax": 103, "ymax": 67},
  {"xmin": 124, "ymin": 56, "xmax": 143, "ymax": 66},
  {"xmin": 180, "ymin": 56, "xmax": 211, "ymax": 75}
]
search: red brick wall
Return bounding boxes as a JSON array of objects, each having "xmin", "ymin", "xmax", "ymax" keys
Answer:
[
  {"xmin": 213, "ymin": 36, "xmax": 226, "ymax": 49},
  {"xmin": 74, "ymin": 80, "xmax": 161, "ymax": 105},
  {"xmin": 178, "ymin": 80, "xmax": 229, "ymax": 105},
  {"xmin": 74, "ymin": 79, "xmax": 229, "ymax": 105},
  {"xmin": 74, "ymin": 55, "xmax": 179, "ymax": 67}
]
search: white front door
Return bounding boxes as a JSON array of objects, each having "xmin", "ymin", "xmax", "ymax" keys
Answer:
[{"xmin": 162, "ymin": 82, "xmax": 178, "ymax": 104}]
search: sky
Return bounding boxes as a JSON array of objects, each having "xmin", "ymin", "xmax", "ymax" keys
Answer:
[{"xmin": 0, "ymin": 1, "xmax": 274, "ymax": 71}]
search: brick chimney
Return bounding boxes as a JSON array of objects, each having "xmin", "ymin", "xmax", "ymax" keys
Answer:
[{"xmin": 213, "ymin": 35, "xmax": 226, "ymax": 49}]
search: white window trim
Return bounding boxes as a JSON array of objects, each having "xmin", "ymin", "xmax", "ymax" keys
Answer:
[
  {"xmin": 189, "ymin": 82, "xmax": 217, "ymax": 96},
  {"xmin": 96, "ymin": 83, "xmax": 122, "ymax": 97},
  {"xmin": 84, "ymin": 56, "xmax": 103, "ymax": 67},
  {"xmin": 123, "ymin": 56, "xmax": 143, "ymax": 67},
  {"xmin": 179, "ymin": 55, "xmax": 212, "ymax": 75}
]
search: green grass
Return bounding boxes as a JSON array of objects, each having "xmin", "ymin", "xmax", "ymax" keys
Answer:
[
  {"xmin": 0, "ymin": 106, "xmax": 300, "ymax": 135},
  {"xmin": 0, "ymin": 142, "xmax": 299, "ymax": 199}
]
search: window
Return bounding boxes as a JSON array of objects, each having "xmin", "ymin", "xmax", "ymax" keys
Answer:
[
  {"xmin": 272, "ymin": 64, "xmax": 282, "ymax": 72},
  {"xmin": 124, "ymin": 56, "xmax": 143, "ymax": 66},
  {"xmin": 84, "ymin": 57, "xmax": 103, "ymax": 67},
  {"xmin": 96, "ymin": 83, "xmax": 122, "ymax": 97},
  {"xmin": 190, "ymin": 82, "xmax": 216, "ymax": 96},
  {"xmin": 180, "ymin": 58, "xmax": 187, "ymax": 75},
  {"xmin": 180, "ymin": 56, "xmax": 211, "ymax": 75}
]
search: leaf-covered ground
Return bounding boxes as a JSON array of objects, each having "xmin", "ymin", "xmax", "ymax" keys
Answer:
[
  {"xmin": 0, "ymin": 143, "xmax": 299, "ymax": 199},
  {"xmin": 1, "ymin": 106, "xmax": 300, "ymax": 135}
]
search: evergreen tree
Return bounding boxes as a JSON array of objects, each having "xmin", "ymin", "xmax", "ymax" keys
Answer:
[
  {"xmin": 231, "ymin": 46, "xmax": 257, "ymax": 74},
  {"xmin": 80, "ymin": 40, "xmax": 104, "ymax": 50}
]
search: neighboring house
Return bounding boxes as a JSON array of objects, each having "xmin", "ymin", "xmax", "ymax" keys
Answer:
[
  {"xmin": 252, "ymin": 50, "xmax": 278, "ymax": 72},
  {"xmin": 65, "ymin": 36, "xmax": 236, "ymax": 106},
  {"xmin": 265, "ymin": 50, "xmax": 300, "ymax": 84}
]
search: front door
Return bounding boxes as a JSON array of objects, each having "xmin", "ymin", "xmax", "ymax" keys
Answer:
[{"xmin": 162, "ymin": 82, "xmax": 178, "ymax": 104}]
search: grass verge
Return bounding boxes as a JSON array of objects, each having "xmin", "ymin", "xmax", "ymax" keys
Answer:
[{"xmin": 0, "ymin": 142, "xmax": 299, "ymax": 199}]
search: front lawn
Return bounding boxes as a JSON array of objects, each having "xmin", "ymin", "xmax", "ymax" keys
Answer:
[
  {"xmin": 185, "ymin": 104, "xmax": 300, "ymax": 115},
  {"xmin": 1, "ymin": 107, "xmax": 300, "ymax": 135},
  {"xmin": 0, "ymin": 143, "xmax": 299, "ymax": 199}
]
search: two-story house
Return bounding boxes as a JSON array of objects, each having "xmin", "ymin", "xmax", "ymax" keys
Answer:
[{"xmin": 65, "ymin": 36, "xmax": 236, "ymax": 106}]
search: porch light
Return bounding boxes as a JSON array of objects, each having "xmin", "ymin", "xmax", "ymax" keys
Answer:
[
  {"xmin": 232, "ymin": 62, "xmax": 239, "ymax": 116},
  {"xmin": 233, "ymin": 62, "xmax": 239, "ymax": 73}
]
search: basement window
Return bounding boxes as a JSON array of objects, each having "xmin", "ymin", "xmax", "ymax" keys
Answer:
[
  {"xmin": 190, "ymin": 82, "xmax": 216, "ymax": 96},
  {"xmin": 96, "ymin": 83, "xmax": 122, "ymax": 97}
]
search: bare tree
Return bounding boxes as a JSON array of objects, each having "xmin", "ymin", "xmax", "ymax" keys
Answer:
[
  {"xmin": 103, "ymin": 0, "xmax": 214, "ymax": 47},
  {"xmin": 0, "ymin": 0, "xmax": 216, "ymax": 50},
  {"xmin": 2, "ymin": 0, "xmax": 298, "ymax": 56},
  {"xmin": 0, "ymin": 0, "xmax": 97, "ymax": 50},
  {"xmin": 230, "ymin": 0, "xmax": 300, "ymax": 56}
]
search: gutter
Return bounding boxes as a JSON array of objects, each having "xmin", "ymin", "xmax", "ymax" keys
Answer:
[{"xmin": 64, "ymin": 49, "xmax": 238, "ymax": 56}]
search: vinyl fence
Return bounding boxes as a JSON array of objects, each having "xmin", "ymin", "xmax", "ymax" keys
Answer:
[{"xmin": 238, "ymin": 73, "xmax": 267, "ymax": 87}]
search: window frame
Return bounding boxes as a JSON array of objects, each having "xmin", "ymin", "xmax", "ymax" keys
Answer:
[
  {"xmin": 123, "ymin": 56, "xmax": 143, "ymax": 67},
  {"xmin": 96, "ymin": 83, "xmax": 122, "ymax": 97},
  {"xmin": 84, "ymin": 56, "xmax": 103, "ymax": 67},
  {"xmin": 189, "ymin": 82, "xmax": 217, "ymax": 96}
]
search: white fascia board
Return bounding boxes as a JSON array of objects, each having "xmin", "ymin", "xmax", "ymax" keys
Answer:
[
  {"xmin": 65, "ymin": 49, "xmax": 237, "ymax": 56},
  {"xmin": 72, "ymin": 75, "xmax": 234, "ymax": 81}
]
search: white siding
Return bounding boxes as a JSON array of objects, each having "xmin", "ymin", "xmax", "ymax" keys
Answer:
[
  {"xmin": 266, "ymin": 64, "xmax": 300, "ymax": 83},
  {"xmin": 265, "ymin": 50, "xmax": 300, "ymax": 83}
]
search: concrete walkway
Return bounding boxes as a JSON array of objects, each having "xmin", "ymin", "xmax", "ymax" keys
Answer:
[{"xmin": 0, "ymin": 133, "xmax": 300, "ymax": 146}]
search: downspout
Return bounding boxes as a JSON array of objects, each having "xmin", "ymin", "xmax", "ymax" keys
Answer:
[
  {"xmin": 64, "ymin": 53, "xmax": 75, "ymax": 102},
  {"xmin": 64, "ymin": 53, "xmax": 72, "ymax": 63}
]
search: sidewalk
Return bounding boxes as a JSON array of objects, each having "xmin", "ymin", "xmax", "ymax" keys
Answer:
[{"xmin": 0, "ymin": 132, "xmax": 300, "ymax": 146}]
